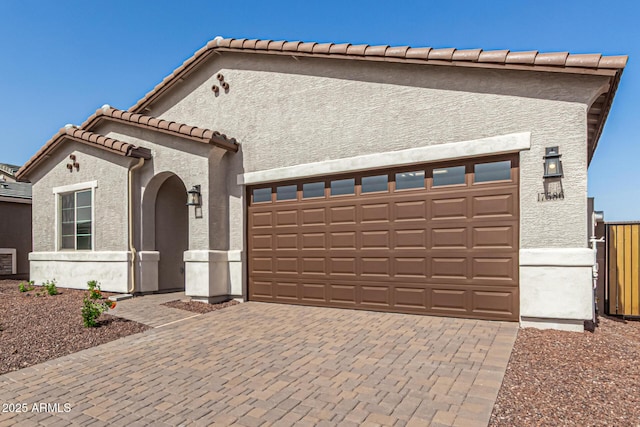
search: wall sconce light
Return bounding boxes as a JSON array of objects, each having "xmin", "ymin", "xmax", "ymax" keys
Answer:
[
  {"xmin": 187, "ymin": 185, "xmax": 202, "ymax": 206},
  {"xmin": 543, "ymin": 146, "xmax": 563, "ymax": 178}
]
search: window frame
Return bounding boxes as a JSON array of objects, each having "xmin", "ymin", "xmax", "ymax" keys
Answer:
[{"xmin": 53, "ymin": 181, "xmax": 97, "ymax": 251}]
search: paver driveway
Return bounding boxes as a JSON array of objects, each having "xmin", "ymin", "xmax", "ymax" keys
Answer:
[{"xmin": 0, "ymin": 302, "xmax": 517, "ymax": 426}]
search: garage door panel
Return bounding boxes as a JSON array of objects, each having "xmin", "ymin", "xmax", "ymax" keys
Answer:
[
  {"xmin": 472, "ymin": 257, "xmax": 515, "ymax": 281},
  {"xmin": 301, "ymin": 283, "xmax": 326, "ymax": 302},
  {"xmin": 248, "ymin": 155, "xmax": 519, "ymax": 321},
  {"xmin": 395, "ymin": 257, "xmax": 427, "ymax": 278},
  {"xmin": 361, "ymin": 257, "xmax": 391, "ymax": 277},
  {"xmin": 472, "ymin": 194, "xmax": 515, "ymax": 218},
  {"xmin": 472, "ymin": 225, "xmax": 515, "ymax": 249},
  {"xmin": 276, "ymin": 234, "xmax": 298, "ymax": 250},
  {"xmin": 252, "ymin": 211, "xmax": 273, "ymax": 228},
  {"xmin": 395, "ymin": 200, "xmax": 427, "ymax": 221},
  {"xmin": 361, "ymin": 285, "xmax": 391, "ymax": 307},
  {"xmin": 330, "ymin": 257, "xmax": 357, "ymax": 275},
  {"xmin": 330, "ymin": 206, "xmax": 357, "ymax": 224},
  {"xmin": 362, "ymin": 230, "xmax": 390, "ymax": 249},
  {"xmin": 276, "ymin": 210, "xmax": 298, "ymax": 226},
  {"xmin": 431, "ymin": 227, "xmax": 467, "ymax": 249},
  {"xmin": 330, "ymin": 231, "xmax": 357, "ymax": 249},
  {"xmin": 431, "ymin": 257, "xmax": 468, "ymax": 279},
  {"xmin": 430, "ymin": 197, "xmax": 467, "ymax": 220},
  {"xmin": 329, "ymin": 284, "xmax": 357, "ymax": 304},
  {"xmin": 361, "ymin": 203, "xmax": 391, "ymax": 223},
  {"xmin": 302, "ymin": 208, "xmax": 326, "ymax": 226},
  {"xmin": 275, "ymin": 282, "xmax": 298, "ymax": 300},
  {"xmin": 302, "ymin": 233, "xmax": 326, "ymax": 249},
  {"xmin": 301, "ymin": 257, "xmax": 326, "ymax": 275},
  {"xmin": 394, "ymin": 229, "xmax": 427, "ymax": 249}
]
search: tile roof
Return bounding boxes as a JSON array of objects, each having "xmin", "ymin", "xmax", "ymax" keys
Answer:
[
  {"xmin": 17, "ymin": 106, "xmax": 238, "ymax": 180},
  {"xmin": 16, "ymin": 126, "xmax": 152, "ymax": 180},
  {"xmin": 0, "ymin": 181, "xmax": 31, "ymax": 200},
  {"xmin": 129, "ymin": 37, "xmax": 627, "ymax": 162},
  {"xmin": 82, "ymin": 105, "xmax": 238, "ymax": 152},
  {"xmin": 130, "ymin": 36, "xmax": 628, "ymax": 114}
]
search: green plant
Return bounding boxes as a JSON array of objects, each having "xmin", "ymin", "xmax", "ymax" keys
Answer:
[
  {"xmin": 43, "ymin": 279, "xmax": 58, "ymax": 296},
  {"xmin": 81, "ymin": 281, "xmax": 116, "ymax": 327},
  {"xmin": 18, "ymin": 281, "xmax": 34, "ymax": 293}
]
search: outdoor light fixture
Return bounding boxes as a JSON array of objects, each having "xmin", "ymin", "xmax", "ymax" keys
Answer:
[
  {"xmin": 187, "ymin": 185, "xmax": 202, "ymax": 206},
  {"xmin": 543, "ymin": 146, "xmax": 563, "ymax": 178}
]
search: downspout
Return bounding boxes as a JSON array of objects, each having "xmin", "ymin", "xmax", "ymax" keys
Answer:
[{"xmin": 128, "ymin": 157, "xmax": 145, "ymax": 293}]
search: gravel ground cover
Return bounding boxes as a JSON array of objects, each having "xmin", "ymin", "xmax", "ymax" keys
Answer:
[
  {"xmin": 490, "ymin": 316, "xmax": 640, "ymax": 426},
  {"xmin": 0, "ymin": 279, "xmax": 149, "ymax": 375},
  {"xmin": 162, "ymin": 299, "xmax": 239, "ymax": 314}
]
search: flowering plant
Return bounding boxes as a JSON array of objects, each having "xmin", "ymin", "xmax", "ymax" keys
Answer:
[{"xmin": 81, "ymin": 280, "xmax": 116, "ymax": 327}]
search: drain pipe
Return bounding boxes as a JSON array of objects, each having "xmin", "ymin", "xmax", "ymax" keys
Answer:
[{"xmin": 128, "ymin": 158, "xmax": 145, "ymax": 293}]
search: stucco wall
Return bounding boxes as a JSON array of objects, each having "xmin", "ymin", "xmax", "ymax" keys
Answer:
[
  {"xmin": 145, "ymin": 53, "xmax": 608, "ymax": 250},
  {"xmin": 93, "ymin": 122, "xmax": 224, "ymax": 251},
  {"xmin": 0, "ymin": 200, "xmax": 31, "ymax": 278},
  {"xmin": 29, "ymin": 141, "xmax": 131, "ymax": 252}
]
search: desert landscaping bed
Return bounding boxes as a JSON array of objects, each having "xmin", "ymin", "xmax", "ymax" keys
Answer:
[
  {"xmin": 0, "ymin": 279, "xmax": 149, "ymax": 375},
  {"xmin": 490, "ymin": 316, "xmax": 640, "ymax": 426},
  {"xmin": 162, "ymin": 298, "xmax": 239, "ymax": 314}
]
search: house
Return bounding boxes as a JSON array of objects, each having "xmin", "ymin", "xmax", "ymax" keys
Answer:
[
  {"xmin": 16, "ymin": 37, "xmax": 627, "ymax": 331},
  {"xmin": 0, "ymin": 163, "xmax": 32, "ymax": 279}
]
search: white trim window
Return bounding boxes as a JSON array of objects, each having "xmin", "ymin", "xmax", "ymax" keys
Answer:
[{"xmin": 53, "ymin": 181, "xmax": 97, "ymax": 251}]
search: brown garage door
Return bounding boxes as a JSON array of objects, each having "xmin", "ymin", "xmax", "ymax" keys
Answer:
[{"xmin": 248, "ymin": 155, "xmax": 519, "ymax": 321}]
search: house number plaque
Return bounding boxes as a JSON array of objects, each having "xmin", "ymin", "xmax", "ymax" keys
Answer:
[{"xmin": 538, "ymin": 191, "xmax": 565, "ymax": 202}]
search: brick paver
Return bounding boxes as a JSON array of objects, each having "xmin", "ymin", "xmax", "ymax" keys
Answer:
[
  {"xmin": 109, "ymin": 291, "xmax": 198, "ymax": 327},
  {"xmin": 0, "ymin": 302, "xmax": 517, "ymax": 426}
]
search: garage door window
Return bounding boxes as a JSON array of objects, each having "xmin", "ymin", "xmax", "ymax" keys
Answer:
[
  {"xmin": 253, "ymin": 188, "xmax": 272, "ymax": 203},
  {"xmin": 433, "ymin": 166, "xmax": 465, "ymax": 187},
  {"xmin": 276, "ymin": 185, "xmax": 297, "ymax": 201},
  {"xmin": 474, "ymin": 160, "xmax": 511, "ymax": 183},
  {"xmin": 362, "ymin": 174, "xmax": 388, "ymax": 193},
  {"xmin": 395, "ymin": 171, "xmax": 425, "ymax": 190},
  {"xmin": 331, "ymin": 178, "xmax": 355, "ymax": 196},
  {"xmin": 303, "ymin": 182, "xmax": 325, "ymax": 199}
]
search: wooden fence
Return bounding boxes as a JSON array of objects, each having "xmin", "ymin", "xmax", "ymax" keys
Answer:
[{"xmin": 607, "ymin": 222, "xmax": 640, "ymax": 317}]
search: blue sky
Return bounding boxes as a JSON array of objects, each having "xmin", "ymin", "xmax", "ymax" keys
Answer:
[{"xmin": 1, "ymin": 0, "xmax": 638, "ymax": 220}]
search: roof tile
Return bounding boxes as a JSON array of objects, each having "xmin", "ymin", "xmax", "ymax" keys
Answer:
[
  {"xmin": 364, "ymin": 45, "xmax": 389, "ymax": 57},
  {"xmin": 386, "ymin": 46, "xmax": 410, "ymax": 58},
  {"xmin": 346, "ymin": 44, "xmax": 368, "ymax": 56},
  {"xmin": 268, "ymin": 40, "xmax": 286, "ymax": 51},
  {"xmin": 313, "ymin": 43, "xmax": 333, "ymax": 54},
  {"xmin": 254, "ymin": 39, "xmax": 270, "ymax": 50},
  {"xmin": 243, "ymin": 39, "xmax": 259, "ymax": 49},
  {"xmin": 405, "ymin": 47, "xmax": 432, "ymax": 60},
  {"xmin": 282, "ymin": 41, "xmax": 302, "ymax": 52},
  {"xmin": 565, "ymin": 53, "xmax": 601, "ymax": 68},
  {"xmin": 428, "ymin": 48, "xmax": 456, "ymax": 61},
  {"xmin": 478, "ymin": 50, "xmax": 510, "ymax": 63},
  {"xmin": 452, "ymin": 48, "xmax": 482, "ymax": 62},
  {"xmin": 534, "ymin": 52, "xmax": 569, "ymax": 66},
  {"xmin": 329, "ymin": 43, "xmax": 351, "ymax": 55},
  {"xmin": 505, "ymin": 50, "xmax": 538, "ymax": 64},
  {"xmin": 298, "ymin": 42, "xmax": 316, "ymax": 53}
]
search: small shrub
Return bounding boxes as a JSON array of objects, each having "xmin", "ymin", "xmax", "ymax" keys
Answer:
[
  {"xmin": 82, "ymin": 281, "xmax": 116, "ymax": 327},
  {"xmin": 43, "ymin": 279, "xmax": 58, "ymax": 296},
  {"xmin": 18, "ymin": 281, "xmax": 35, "ymax": 293}
]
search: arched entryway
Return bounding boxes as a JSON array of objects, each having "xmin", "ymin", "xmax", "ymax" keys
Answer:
[{"xmin": 154, "ymin": 174, "xmax": 188, "ymax": 291}]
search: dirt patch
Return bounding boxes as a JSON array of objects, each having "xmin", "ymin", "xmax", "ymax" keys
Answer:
[
  {"xmin": 490, "ymin": 316, "xmax": 640, "ymax": 426},
  {"xmin": 0, "ymin": 279, "xmax": 149, "ymax": 375},
  {"xmin": 162, "ymin": 299, "xmax": 239, "ymax": 314}
]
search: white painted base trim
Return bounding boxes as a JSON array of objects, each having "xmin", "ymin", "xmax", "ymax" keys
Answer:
[
  {"xmin": 238, "ymin": 132, "xmax": 531, "ymax": 185},
  {"xmin": 183, "ymin": 250, "xmax": 243, "ymax": 299},
  {"xmin": 137, "ymin": 251, "xmax": 159, "ymax": 293},
  {"xmin": 519, "ymin": 248, "xmax": 595, "ymax": 330},
  {"xmin": 520, "ymin": 317, "xmax": 585, "ymax": 333},
  {"xmin": 28, "ymin": 251, "xmax": 130, "ymax": 293},
  {"xmin": 0, "ymin": 248, "xmax": 17, "ymax": 275}
]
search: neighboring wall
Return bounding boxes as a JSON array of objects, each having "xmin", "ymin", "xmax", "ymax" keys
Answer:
[
  {"xmin": 0, "ymin": 200, "xmax": 31, "ymax": 279},
  {"xmin": 146, "ymin": 53, "xmax": 609, "ymax": 252}
]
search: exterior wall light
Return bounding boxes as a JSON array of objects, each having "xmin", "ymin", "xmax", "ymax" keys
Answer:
[
  {"xmin": 187, "ymin": 185, "xmax": 202, "ymax": 206},
  {"xmin": 543, "ymin": 146, "xmax": 563, "ymax": 178}
]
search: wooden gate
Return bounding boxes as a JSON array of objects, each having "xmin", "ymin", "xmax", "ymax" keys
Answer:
[{"xmin": 606, "ymin": 222, "xmax": 640, "ymax": 317}]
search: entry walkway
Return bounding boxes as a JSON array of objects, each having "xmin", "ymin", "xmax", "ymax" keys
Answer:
[
  {"xmin": 109, "ymin": 291, "xmax": 198, "ymax": 328},
  {"xmin": 0, "ymin": 302, "xmax": 517, "ymax": 426}
]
